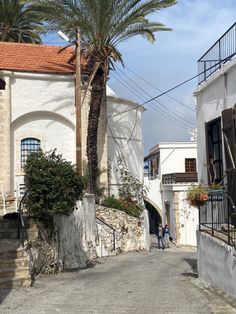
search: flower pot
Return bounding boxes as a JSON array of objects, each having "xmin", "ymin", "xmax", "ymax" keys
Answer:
[{"xmin": 195, "ymin": 192, "xmax": 209, "ymax": 202}]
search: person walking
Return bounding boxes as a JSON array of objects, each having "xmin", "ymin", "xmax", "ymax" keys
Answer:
[
  {"xmin": 156, "ymin": 224, "xmax": 165, "ymax": 250},
  {"xmin": 163, "ymin": 224, "xmax": 170, "ymax": 248}
]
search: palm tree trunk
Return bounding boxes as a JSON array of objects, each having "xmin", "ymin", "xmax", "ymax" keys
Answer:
[{"xmin": 87, "ymin": 72, "xmax": 106, "ymax": 194}]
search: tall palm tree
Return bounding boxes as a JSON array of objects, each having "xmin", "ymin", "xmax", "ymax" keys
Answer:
[
  {"xmin": 35, "ymin": 0, "xmax": 177, "ymax": 194},
  {"xmin": 0, "ymin": 0, "xmax": 44, "ymax": 43}
]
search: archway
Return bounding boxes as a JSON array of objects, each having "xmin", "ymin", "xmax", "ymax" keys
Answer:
[{"xmin": 144, "ymin": 200, "xmax": 162, "ymax": 234}]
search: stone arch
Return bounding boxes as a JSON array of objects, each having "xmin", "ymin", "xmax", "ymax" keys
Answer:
[
  {"xmin": 11, "ymin": 111, "xmax": 75, "ymax": 131},
  {"xmin": 144, "ymin": 197, "xmax": 162, "ymax": 234}
]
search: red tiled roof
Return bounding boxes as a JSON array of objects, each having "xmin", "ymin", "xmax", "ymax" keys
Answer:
[{"xmin": 0, "ymin": 42, "xmax": 88, "ymax": 75}]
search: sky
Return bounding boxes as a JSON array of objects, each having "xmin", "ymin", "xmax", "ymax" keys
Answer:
[{"xmin": 42, "ymin": 0, "xmax": 236, "ymax": 154}]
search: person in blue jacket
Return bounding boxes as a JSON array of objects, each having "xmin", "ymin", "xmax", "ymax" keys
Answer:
[{"xmin": 156, "ymin": 224, "xmax": 165, "ymax": 250}]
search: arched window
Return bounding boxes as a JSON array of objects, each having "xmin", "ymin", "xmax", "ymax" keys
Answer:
[
  {"xmin": 0, "ymin": 79, "xmax": 6, "ymax": 90},
  {"xmin": 21, "ymin": 138, "xmax": 41, "ymax": 169}
]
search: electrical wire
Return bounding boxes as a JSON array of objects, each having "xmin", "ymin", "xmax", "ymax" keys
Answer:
[
  {"xmin": 111, "ymin": 71, "xmax": 194, "ymax": 130},
  {"xmin": 122, "ymin": 65, "xmax": 195, "ymax": 112},
  {"xmin": 115, "ymin": 68, "xmax": 196, "ymax": 126}
]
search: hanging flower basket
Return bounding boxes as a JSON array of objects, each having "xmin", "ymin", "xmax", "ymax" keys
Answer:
[{"xmin": 187, "ymin": 185, "xmax": 209, "ymax": 207}]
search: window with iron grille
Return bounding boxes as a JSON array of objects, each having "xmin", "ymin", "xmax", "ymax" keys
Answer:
[
  {"xmin": 0, "ymin": 79, "xmax": 6, "ymax": 90},
  {"xmin": 185, "ymin": 158, "xmax": 197, "ymax": 172},
  {"xmin": 21, "ymin": 138, "xmax": 41, "ymax": 169}
]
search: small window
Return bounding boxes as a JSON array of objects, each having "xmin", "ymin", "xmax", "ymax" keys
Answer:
[
  {"xmin": 21, "ymin": 138, "xmax": 41, "ymax": 169},
  {"xmin": 0, "ymin": 79, "xmax": 6, "ymax": 90},
  {"xmin": 185, "ymin": 158, "xmax": 196, "ymax": 173}
]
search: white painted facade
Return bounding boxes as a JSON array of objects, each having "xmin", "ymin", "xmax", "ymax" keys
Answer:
[
  {"xmin": 107, "ymin": 92, "xmax": 144, "ymax": 196},
  {"xmin": 194, "ymin": 58, "xmax": 236, "ymax": 184},
  {"xmin": 197, "ymin": 231, "xmax": 236, "ymax": 299},
  {"xmin": 0, "ymin": 70, "xmax": 143, "ymax": 197},
  {"xmin": 144, "ymin": 142, "xmax": 198, "ymax": 246},
  {"xmin": 144, "ymin": 142, "xmax": 197, "ymax": 212}
]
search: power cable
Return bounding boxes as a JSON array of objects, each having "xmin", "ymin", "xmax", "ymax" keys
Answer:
[
  {"xmin": 115, "ymin": 68, "xmax": 196, "ymax": 126},
  {"xmin": 111, "ymin": 71, "xmax": 193, "ymax": 131},
  {"xmin": 112, "ymin": 71, "xmax": 194, "ymax": 129},
  {"xmin": 122, "ymin": 65, "xmax": 195, "ymax": 112}
]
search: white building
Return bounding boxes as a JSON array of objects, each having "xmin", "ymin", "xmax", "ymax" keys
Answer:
[
  {"xmin": 0, "ymin": 42, "xmax": 144, "ymax": 202},
  {"xmin": 194, "ymin": 23, "xmax": 236, "ymax": 298},
  {"xmin": 144, "ymin": 142, "xmax": 198, "ymax": 246}
]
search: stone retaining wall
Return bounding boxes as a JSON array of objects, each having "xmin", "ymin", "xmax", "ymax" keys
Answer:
[{"xmin": 96, "ymin": 205, "xmax": 149, "ymax": 254}]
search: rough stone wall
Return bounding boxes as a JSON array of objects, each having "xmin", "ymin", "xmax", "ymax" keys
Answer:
[
  {"xmin": 197, "ymin": 231, "xmax": 236, "ymax": 298},
  {"xmin": 0, "ymin": 76, "xmax": 11, "ymax": 194},
  {"xmin": 96, "ymin": 205, "xmax": 148, "ymax": 254}
]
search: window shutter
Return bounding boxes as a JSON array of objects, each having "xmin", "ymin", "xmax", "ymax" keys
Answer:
[{"xmin": 222, "ymin": 105, "xmax": 236, "ymax": 205}]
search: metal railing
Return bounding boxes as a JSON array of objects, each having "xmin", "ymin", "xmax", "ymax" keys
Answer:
[
  {"xmin": 199, "ymin": 192, "xmax": 236, "ymax": 247},
  {"xmin": 96, "ymin": 216, "xmax": 116, "ymax": 251},
  {"xmin": 198, "ymin": 22, "xmax": 236, "ymax": 84},
  {"xmin": 162, "ymin": 172, "xmax": 198, "ymax": 184},
  {"xmin": 17, "ymin": 192, "xmax": 26, "ymax": 240}
]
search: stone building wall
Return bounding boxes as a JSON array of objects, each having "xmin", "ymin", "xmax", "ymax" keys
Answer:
[
  {"xmin": 96, "ymin": 205, "xmax": 149, "ymax": 254},
  {"xmin": 0, "ymin": 76, "xmax": 11, "ymax": 194}
]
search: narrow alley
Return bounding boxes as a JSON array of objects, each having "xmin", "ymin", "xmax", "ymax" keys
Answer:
[{"xmin": 0, "ymin": 245, "xmax": 235, "ymax": 314}]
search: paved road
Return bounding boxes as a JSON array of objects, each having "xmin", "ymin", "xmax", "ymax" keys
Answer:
[{"xmin": 0, "ymin": 246, "xmax": 236, "ymax": 314}]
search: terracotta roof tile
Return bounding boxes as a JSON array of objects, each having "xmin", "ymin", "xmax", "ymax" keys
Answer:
[{"xmin": 0, "ymin": 42, "xmax": 87, "ymax": 75}]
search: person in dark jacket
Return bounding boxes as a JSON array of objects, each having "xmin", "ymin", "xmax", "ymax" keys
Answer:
[{"xmin": 156, "ymin": 224, "xmax": 165, "ymax": 250}]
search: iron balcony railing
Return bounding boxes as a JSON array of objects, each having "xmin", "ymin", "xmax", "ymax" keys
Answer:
[
  {"xmin": 199, "ymin": 192, "xmax": 236, "ymax": 247},
  {"xmin": 198, "ymin": 22, "xmax": 236, "ymax": 84}
]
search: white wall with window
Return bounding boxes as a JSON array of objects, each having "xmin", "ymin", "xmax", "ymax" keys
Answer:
[{"xmin": 194, "ymin": 58, "xmax": 236, "ymax": 186}]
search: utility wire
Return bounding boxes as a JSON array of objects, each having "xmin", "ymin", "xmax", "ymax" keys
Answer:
[
  {"xmin": 111, "ymin": 71, "xmax": 193, "ymax": 131},
  {"xmin": 122, "ymin": 65, "xmax": 195, "ymax": 112},
  {"xmin": 112, "ymin": 71, "xmax": 194, "ymax": 129},
  {"xmin": 115, "ymin": 68, "xmax": 195, "ymax": 126},
  {"xmin": 140, "ymin": 55, "xmax": 232, "ymax": 105}
]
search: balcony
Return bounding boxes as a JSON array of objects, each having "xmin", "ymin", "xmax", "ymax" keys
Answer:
[
  {"xmin": 162, "ymin": 172, "xmax": 198, "ymax": 184},
  {"xmin": 198, "ymin": 22, "xmax": 236, "ymax": 84}
]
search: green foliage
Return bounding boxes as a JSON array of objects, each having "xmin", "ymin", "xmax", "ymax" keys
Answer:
[
  {"xmin": 24, "ymin": 150, "xmax": 84, "ymax": 226},
  {"xmin": 186, "ymin": 184, "xmax": 209, "ymax": 205},
  {"xmin": 0, "ymin": 0, "xmax": 44, "ymax": 43},
  {"xmin": 117, "ymin": 155, "xmax": 148, "ymax": 208},
  {"xmin": 102, "ymin": 196, "xmax": 142, "ymax": 218}
]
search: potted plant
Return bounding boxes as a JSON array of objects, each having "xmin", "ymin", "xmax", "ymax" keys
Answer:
[
  {"xmin": 208, "ymin": 183, "xmax": 224, "ymax": 196},
  {"xmin": 186, "ymin": 185, "xmax": 209, "ymax": 206}
]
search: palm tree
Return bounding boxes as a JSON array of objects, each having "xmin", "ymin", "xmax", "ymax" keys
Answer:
[
  {"xmin": 35, "ymin": 0, "xmax": 177, "ymax": 194},
  {"xmin": 0, "ymin": 0, "xmax": 44, "ymax": 43}
]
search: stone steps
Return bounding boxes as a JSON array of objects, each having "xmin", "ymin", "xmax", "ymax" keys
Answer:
[
  {"xmin": 0, "ymin": 216, "xmax": 35, "ymax": 288},
  {"xmin": 0, "ymin": 276, "xmax": 31, "ymax": 288}
]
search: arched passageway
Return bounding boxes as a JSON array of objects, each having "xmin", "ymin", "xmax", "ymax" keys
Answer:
[{"xmin": 144, "ymin": 200, "xmax": 162, "ymax": 234}]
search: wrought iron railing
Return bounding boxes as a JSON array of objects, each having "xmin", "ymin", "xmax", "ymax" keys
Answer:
[
  {"xmin": 198, "ymin": 22, "xmax": 236, "ymax": 84},
  {"xmin": 162, "ymin": 172, "xmax": 198, "ymax": 184},
  {"xmin": 17, "ymin": 192, "xmax": 26, "ymax": 240},
  {"xmin": 199, "ymin": 192, "xmax": 236, "ymax": 247},
  {"xmin": 96, "ymin": 216, "xmax": 117, "ymax": 251}
]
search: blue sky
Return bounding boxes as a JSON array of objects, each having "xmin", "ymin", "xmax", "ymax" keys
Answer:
[{"xmin": 42, "ymin": 0, "xmax": 236, "ymax": 154}]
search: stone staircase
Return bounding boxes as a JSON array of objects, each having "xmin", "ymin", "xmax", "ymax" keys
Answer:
[
  {"xmin": 0, "ymin": 218, "xmax": 38, "ymax": 288},
  {"xmin": 0, "ymin": 195, "xmax": 16, "ymax": 216}
]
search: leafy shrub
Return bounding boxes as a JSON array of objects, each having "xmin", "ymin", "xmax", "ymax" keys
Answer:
[
  {"xmin": 102, "ymin": 196, "xmax": 142, "ymax": 218},
  {"xmin": 24, "ymin": 150, "xmax": 84, "ymax": 226},
  {"xmin": 116, "ymin": 155, "xmax": 148, "ymax": 208}
]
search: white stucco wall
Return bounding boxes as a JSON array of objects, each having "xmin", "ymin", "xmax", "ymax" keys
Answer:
[
  {"xmin": 144, "ymin": 142, "xmax": 197, "ymax": 215},
  {"xmin": 194, "ymin": 59, "xmax": 236, "ymax": 184},
  {"xmin": 107, "ymin": 96, "xmax": 144, "ymax": 196},
  {"xmin": 7, "ymin": 71, "xmax": 76, "ymax": 191},
  {"xmin": 162, "ymin": 184, "xmax": 198, "ymax": 246},
  {"xmin": 197, "ymin": 231, "xmax": 236, "ymax": 298}
]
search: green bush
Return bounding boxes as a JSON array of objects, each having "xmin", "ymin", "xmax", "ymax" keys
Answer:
[
  {"xmin": 102, "ymin": 196, "xmax": 142, "ymax": 218},
  {"xmin": 24, "ymin": 150, "xmax": 84, "ymax": 226}
]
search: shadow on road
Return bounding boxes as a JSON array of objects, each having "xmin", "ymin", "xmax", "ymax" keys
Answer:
[
  {"xmin": 0, "ymin": 289, "xmax": 11, "ymax": 305},
  {"xmin": 182, "ymin": 257, "xmax": 198, "ymax": 278}
]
